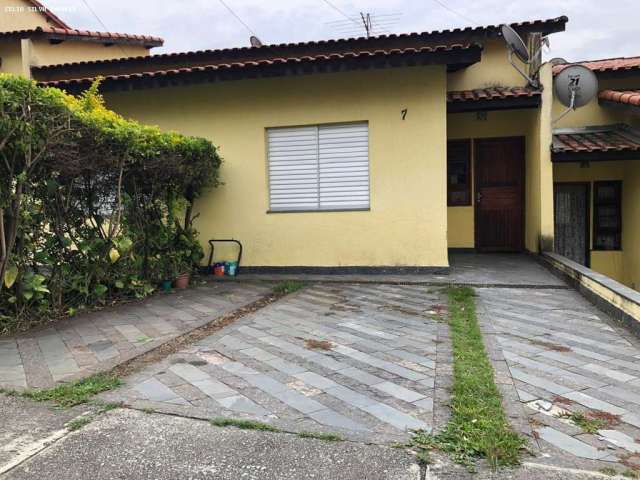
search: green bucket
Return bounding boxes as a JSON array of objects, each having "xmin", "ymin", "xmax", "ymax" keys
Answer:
[{"xmin": 226, "ymin": 261, "xmax": 238, "ymax": 277}]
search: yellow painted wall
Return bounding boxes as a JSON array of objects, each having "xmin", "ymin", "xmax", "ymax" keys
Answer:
[
  {"xmin": 29, "ymin": 40, "xmax": 149, "ymax": 67},
  {"xmin": 448, "ymin": 39, "xmax": 525, "ymax": 91},
  {"xmin": 104, "ymin": 67, "xmax": 450, "ymax": 268},
  {"xmin": 0, "ymin": 39, "xmax": 23, "ymax": 74},
  {"xmin": 623, "ymin": 163, "xmax": 640, "ymax": 290},
  {"xmin": 535, "ymin": 63, "xmax": 555, "ymax": 252},
  {"xmin": 1, "ymin": 0, "xmax": 50, "ymax": 32}
]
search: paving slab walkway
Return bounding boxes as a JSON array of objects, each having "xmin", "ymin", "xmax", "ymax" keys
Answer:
[
  {"xmin": 100, "ymin": 283, "xmax": 452, "ymax": 443},
  {"xmin": 477, "ymin": 286, "xmax": 640, "ymax": 473},
  {"xmin": 0, "ymin": 282, "xmax": 273, "ymax": 390}
]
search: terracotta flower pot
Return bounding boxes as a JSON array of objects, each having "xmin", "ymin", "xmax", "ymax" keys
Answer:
[{"xmin": 173, "ymin": 272, "xmax": 190, "ymax": 289}]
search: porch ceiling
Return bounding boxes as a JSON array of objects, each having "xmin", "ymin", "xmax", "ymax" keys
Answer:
[
  {"xmin": 447, "ymin": 86, "xmax": 541, "ymax": 113},
  {"xmin": 552, "ymin": 124, "xmax": 640, "ymax": 162}
]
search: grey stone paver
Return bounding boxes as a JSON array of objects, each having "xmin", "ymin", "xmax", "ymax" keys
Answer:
[
  {"xmin": 0, "ymin": 282, "xmax": 273, "ymax": 389},
  {"xmin": 476, "ymin": 286, "xmax": 640, "ymax": 473},
  {"xmin": 101, "ymin": 282, "xmax": 447, "ymax": 443},
  {"xmin": 134, "ymin": 378, "xmax": 189, "ymax": 405},
  {"xmin": 536, "ymin": 427, "xmax": 617, "ymax": 461}
]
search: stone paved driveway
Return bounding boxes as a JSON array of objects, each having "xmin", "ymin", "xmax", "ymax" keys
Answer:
[
  {"xmin": 100, "ymin": 283, "xmax": 451, "ymax": 443},
  {"xmin": 478, "ymin": 287, "xmax": 640, "ymax": 473},
  {"xmin": 0, "ymin": 282, "xmax": 273, "ymax": 390}
]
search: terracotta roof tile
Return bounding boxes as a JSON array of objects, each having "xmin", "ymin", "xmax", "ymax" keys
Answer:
[
  {"xmin": 38, "ymin": 43, "xmax": 480, "ymax": 88},
  {"xmin": 32, "ymin": 16, "xmax": 567, "ymax": 72},
  {"xmin": 552, "ymin": 124, "xmax": 640, "ymax": 153},
  {"xmin": 599, "ymin": 89, "xmax": 640, "ymax": 107},
  {"xmin": 0, "ymin": 26, "xmax": 163, "ymax": 47},
  {"xmin": 553, "ymin": 56, "xmax": 640, "ymax": 75},
  {"xmin": 447, "ymin": 86, "xmax": 541, "ymax": 103}
]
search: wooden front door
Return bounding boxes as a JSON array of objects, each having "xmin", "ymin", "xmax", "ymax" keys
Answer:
[
  {"xmin": 554, "ymin": 183, "xmax": 590, "ymax": 266},
  {"xmin": 475, "ymin": 137, "xmax": 525, "ymax": 252}
]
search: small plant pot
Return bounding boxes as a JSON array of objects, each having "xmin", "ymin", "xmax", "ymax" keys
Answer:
[
  {"xmin": 161, "ymin": 280, "xmax": 173, "ymax": 292},
  {"xmin": 173, "ymin": 272, "xmax": 190, "ymax": 289}
]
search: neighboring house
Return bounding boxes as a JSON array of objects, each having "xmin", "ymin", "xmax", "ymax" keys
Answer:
[
  {"xmin": 551, "ymin": 57, "xmax": 640, "ymax": 290},
  {"xmin": 0, "ymin": 0, "xmax": 162, "ymax": 76},
  {"xmin": 2, "ymin": 5, "xmax": 638, "ymax": 291}
]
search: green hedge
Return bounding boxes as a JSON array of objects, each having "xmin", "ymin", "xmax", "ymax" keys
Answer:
[{"xmin": 0, "ymin": 75, "xmax": 222, "ymax": 334}]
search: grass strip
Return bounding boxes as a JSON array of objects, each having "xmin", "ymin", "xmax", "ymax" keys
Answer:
[
  {"xmin": 20, "ymin": 373, "xmax": 122, "ymax": 408},
  {"xmin": 411, "ymin": 286, "xmax": 525, "ymax": 469}
]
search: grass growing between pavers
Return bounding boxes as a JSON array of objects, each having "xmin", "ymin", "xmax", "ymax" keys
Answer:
[
  {"xmin": 411, "ymin": 286, "xmax": 525, "ymax": 469},
  {"xmin": 210, "ymin": 417, "xmax": 280, "ymax": 432},
  {"xmin": 209, "ymin": 417, "xmax": 344, "ymax": 442},
  {"xmin": 66, "ymin": 416, "xmax": 93, "ymax": 431},
  {"xmin": 273, "ymin": 281, "xmax": 305, "ymax": 295},
  {"xmin": 556, "ymin": 411, "xmax": 609, "ymax": 434},
  {"xmin": 19, "ymin": 374, "xmax": 123, "ymax": 408},
  {"xmin": 297, "ymin": 431, "xmax": 343, "ymax": 442}
]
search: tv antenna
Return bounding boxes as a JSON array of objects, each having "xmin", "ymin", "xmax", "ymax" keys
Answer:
[
  {"xmin": 325, "ymin": 11, "xmax": 401, "ymax": 38},
  {"xmin": 250, "ymin": 35, "xmax": 263, "ymax": 47},
  {"xmin": 553, "ymin": 64, "xmax": 599, "ymax": 123},
  {"xmin": 500, "ymin": 24, "xmax": 549, "ymax": 88}
]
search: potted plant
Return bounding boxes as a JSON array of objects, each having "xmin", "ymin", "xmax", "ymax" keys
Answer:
[{"xmin": 172, "ymin": 250, "xmax": 192, "ymax": 290}]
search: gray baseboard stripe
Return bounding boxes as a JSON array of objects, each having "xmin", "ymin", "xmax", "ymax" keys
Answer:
[{"xmin": 239, "ymin": 266, "xmax": 450, "ymax": 275}]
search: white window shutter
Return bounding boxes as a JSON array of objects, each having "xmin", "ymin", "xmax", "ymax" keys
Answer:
[
  {"xmin": 267, "ymin": 122, "xmax": 369, "ymax": 211},
  {"xmin": 267, "ymin": 126, "xmax": 319, "ymax": 211},
  {"xmin": 319, "ymin": 123, "xmax": 369, "ymax": 209}
]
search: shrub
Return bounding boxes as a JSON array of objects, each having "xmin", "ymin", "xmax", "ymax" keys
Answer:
[{"xmin": 0, "ymin": 75, "xmax": 221, "ymax": 333}]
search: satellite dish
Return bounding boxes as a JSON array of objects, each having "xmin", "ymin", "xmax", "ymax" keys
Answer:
[
  {"xmin": 250, "ymin": 35, "xmax": 263, "ymax": 47},
  {"xmin": 553, "ymin": 64, "xmax": 599, "ymax": 123},
  {"xmin": 500, "ymin": 24, "xmax": 546, "ymax": 87},
  {"xmin": 501, "ymin": 24, "xmax": 530, "ymax": 63}
]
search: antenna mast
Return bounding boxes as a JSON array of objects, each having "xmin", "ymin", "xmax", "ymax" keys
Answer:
[{"xmin": 360, "ymin": 12, "xmax": 372, "ymax": 38}]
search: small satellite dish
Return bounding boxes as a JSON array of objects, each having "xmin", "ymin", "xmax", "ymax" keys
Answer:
[
  {"xmin": 501, "ymin": 24, "xmax": 530, "ymax": 63},
  {"xmin": 250, "ymin": 35, "xmax": 263, "ymax": 47},
  {"xmin": 553, "ymin": 64, "xmax": 599, "ymax": 123},
  {"xmin": 549, "ymin": 57, "xmax": 568, "ymax": 66}
]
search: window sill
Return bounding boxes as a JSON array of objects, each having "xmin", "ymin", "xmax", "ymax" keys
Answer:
[{"xmin": 267, "ymin": 208, "xmax": 370, "ymax": 214}]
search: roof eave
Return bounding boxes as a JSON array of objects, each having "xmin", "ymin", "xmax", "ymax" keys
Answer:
[
  {"xmin": 599, "ymin": 98, "xmax": 640, "ymax": 115},
  {"xmin": 38, "ymin": 45, "xmax": 483, "ymax": 93},
  {"xmin": 448, "ymin": 94, "xmax": 541, "ymax": 113},
  {"xmin": 0, "ymin": 28, "xmax": 163, "ymax": 48},
  {"xmin": 552, "ymin": 150, "xmax": 640, "ymax": 163}
]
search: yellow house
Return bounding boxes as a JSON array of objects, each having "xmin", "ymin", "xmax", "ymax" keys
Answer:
[
  {"xmin": 5, "ymin": 4, "xmax": 638, "ymax": 292},
  {"xmin": 24, "ymin": 10, "xmax": 569, "ymax": 274},
  {"xmin": 0, "ymin": 0, "xmax": 162, "ymax": 77}
]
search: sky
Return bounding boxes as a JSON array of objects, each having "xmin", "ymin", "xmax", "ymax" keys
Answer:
[{"xmin": 42, "ymin": 0, "xmax": 639, "ymax": 62}]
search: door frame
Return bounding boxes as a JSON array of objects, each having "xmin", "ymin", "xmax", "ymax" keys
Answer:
[
  {"xmin": 553, "ymin": 181, "xmax": 591, "ymax": 267},
  {"xmin": 473, "ymin": 136, "xmax": 526, "ymax": 252}
]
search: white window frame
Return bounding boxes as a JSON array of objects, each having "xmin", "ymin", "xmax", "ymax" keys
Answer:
[{"xmin": 267, "ymin": 122, "xmax": 370, "ymax": 213}]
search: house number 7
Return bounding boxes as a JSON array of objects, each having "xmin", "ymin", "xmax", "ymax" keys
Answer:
[{"xmin": 401, "ymin": 109, "xmax": 408, "ymax": 120}]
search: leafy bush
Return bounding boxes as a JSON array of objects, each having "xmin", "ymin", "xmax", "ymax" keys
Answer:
[{"xmin": 0, "ymin": 75, "xmax": 221, "ymax": 334}]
